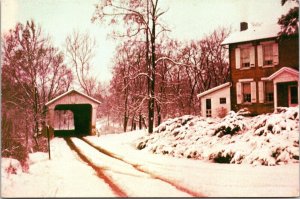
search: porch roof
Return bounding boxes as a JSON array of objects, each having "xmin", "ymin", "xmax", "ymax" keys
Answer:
[{"xmin": 265, "ymin": 67, "xmax": 299, "ymax": 81}]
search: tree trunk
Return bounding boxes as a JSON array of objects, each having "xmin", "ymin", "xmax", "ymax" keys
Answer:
[
  {"xmin": 123, "ymin": 74, "xmax": 129, "ymax": 132},
  {"xmin": 33, "ymin": 86, "xmax": 39, "ymax": 150},
  {"xmin": 25, "ymin": 112, "xmax": 29, "ymax": 151},
  {"xmin": 142, "ymin": 116, "xmax": 147, "ymax": 129},
  {"xmin": 148, "ymin": 6, "xmax": 156, "ymax": 133},
  {"xmin": 139, "ymin": 113, "xmax": 142, "ymax": 129},
  {"xmin": 123, "ymin": 115, "xmax": 128, "ymax": 132},
  {"xmin": 131, "ymin": 115, "xmax": 136, "ymax": 131},
  {"xmin": 157, "ymin": 104, "xmax": 161, "ymax": 126}
]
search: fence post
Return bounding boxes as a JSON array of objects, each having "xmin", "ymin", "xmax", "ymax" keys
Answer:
[{"xmin": 47, "ymin": 125, "xmax": 51, "ymax": 160}]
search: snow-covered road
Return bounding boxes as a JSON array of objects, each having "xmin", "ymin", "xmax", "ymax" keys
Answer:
[
  {"xmin": 2, "ymin": 130, "xmax": 299, "ymax": 197},
  {"xmin": 66, "ymin": 137, "xmax": 195, "ymax": 197}
]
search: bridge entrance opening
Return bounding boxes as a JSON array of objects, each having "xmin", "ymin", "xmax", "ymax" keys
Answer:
[{"xmin": 54, "ymin": 104, "xmax": 92, "ymax": 137}]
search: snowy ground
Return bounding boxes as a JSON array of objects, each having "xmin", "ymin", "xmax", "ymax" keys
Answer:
[
  {"xmin": 1, "ymin": 138, "xmax": 116, "ymax": 197},
  {"xmin": 85, "ymin": 131, "xmax": 299, "ymax": 197},
  {"xmin": 95, "ymin": 118, "xmax": 123, "ymax": 135},
  {"xmin": 1, "ymin": 108, "xmax": 299, "ymax": 197}
]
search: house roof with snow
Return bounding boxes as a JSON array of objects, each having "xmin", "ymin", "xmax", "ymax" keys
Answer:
[
  {"xmin": 45, "ymin": 89, "xmax": 101, "ymax": 107},
  {"xmin": 221, "ymin": 24, "xmax": 281, "ymax": 45},
  {"xmin": 197, "ymin": 82, "xmax": 231, "ymax": 98}
]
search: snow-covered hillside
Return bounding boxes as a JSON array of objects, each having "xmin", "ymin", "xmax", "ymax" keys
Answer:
[{"xmin": 137, "ymin": 107, "xmax": 299, "ymax": 166}]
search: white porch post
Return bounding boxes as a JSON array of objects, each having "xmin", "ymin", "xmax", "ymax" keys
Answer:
[{"xmin": 274, "ymin": 82, "xmax": 278, "ymax": 111}]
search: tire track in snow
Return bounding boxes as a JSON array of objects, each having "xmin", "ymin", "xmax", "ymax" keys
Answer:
[
  {"xmin": 64, "ymin": 137, "xmax": 127, "ymax": 197},
  {"xmin": 80, "ymin": 137, "xmax": 205, "ymax": 197}
]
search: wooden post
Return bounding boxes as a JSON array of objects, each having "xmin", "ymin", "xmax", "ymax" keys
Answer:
[{"xmin": 46, "ymin": 125, "xmax": 51, "ymax": 160}]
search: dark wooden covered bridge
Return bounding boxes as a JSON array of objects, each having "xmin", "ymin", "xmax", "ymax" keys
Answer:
[{"xmin": 45, "ymin": 90, "xmax": 101, "ymax": 137}]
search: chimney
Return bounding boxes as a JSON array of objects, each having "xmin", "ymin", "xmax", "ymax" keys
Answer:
[{"xmin": 240, "ymin": 22, "xmax": 248, "ymax": 31}]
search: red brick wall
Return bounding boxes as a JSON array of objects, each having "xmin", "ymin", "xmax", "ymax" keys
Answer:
[{"xmin": 229, "ymin": 36, "xmax": 299, "ymax": 115}]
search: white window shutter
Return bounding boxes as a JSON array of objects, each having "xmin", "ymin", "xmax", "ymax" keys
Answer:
[
  {"xmin": 250, "ymin": 46, "xmax": 255, "ymax": 67},
  {"xmin": 257, "ymin": 45, "xmax": 263, "ymax": 67},
  {"xmin": 235, "ymin": 48, "xmax": 241, "ymax": 69},
  {"xmin": 258, "ymin": 81, "xmax": 264, "ymax": 103},
  {"xmin": 251, "ymin": 81, "xmax": 257, "ymax": 103},
  {"xmin": 236, "ymin": 82, "xmax": 242, "ymax": 104},
  {"xmin": 273, "ymin": 43, "xmax": 279, "ymax": 65}
]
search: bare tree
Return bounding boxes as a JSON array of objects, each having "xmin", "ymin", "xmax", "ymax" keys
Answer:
[
  {"xmin": 92, "ymin": 0, "xmax": 169, "ymax": 133},
  {"xmin": 65, "ymin": 31, "xmax": 98, "ymax": 96},
  {"xmin": 2, "ymin": 20, "xmax": 73, "ymax": 155},
  {"xmin": 106, "ymin": 28, "xmax": 230, "ymax": 131},
  {"xmin": 108, "ymin": 40, "xmax": 148, "ymax": 131},
  {"xmin": 172, "ymin": 28, "xmax": 230, "ymax": 115}
]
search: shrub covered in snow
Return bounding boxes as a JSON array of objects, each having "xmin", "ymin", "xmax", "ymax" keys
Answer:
[
  {"xmin": 1, "ymin": 158, "xmax": 23, "ymax": 175},
  {"xmin": 2, "ymin": 140, "xmax": 29, "ymax": 172},
  {"xmin": 136, "ymin": 107, "xmax": 299, "ymax": 166}
]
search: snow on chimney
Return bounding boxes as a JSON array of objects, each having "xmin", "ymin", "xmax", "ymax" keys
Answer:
[{"xmin": 240, "ymin": 22, "xmax": 248, "ymax": 31}]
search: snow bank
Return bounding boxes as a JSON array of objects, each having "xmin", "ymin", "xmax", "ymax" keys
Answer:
[{"xmin": 137, "ymin": 107, "xmax": 299, "ymax": 166}]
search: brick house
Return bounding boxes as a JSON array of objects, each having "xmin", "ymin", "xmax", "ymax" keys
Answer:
[{"xmin": 198, "ymin": 22, "xmax": 299, "ymax": 117}]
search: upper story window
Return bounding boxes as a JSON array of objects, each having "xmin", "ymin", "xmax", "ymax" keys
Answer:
[
  {"xmin": 235, "ymin": 44, "xmax": 255, "ymax": 69},
  {"xmin": 258, "ymin": 41, "xmax": 279, "ymax": 67},
  {"xmin": 263, "ymin": 43, "xmax": 273, "ymax": 65},
  {"xmin": 241, "ymin": 47, "xmax": 250, "ymax": 68}
]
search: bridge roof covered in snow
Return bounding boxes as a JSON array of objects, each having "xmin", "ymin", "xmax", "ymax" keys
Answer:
[{"xmin": 45, "ymin": 89, "xmax": 101, "ymax": 107}]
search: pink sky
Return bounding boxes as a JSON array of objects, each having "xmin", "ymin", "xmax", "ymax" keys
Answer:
[{"xmin": 1, "ymin": 0, "xmax": 296, "ymax": 83}]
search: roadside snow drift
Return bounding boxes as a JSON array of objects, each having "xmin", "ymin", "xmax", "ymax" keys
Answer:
[{"xmin": 137, "ymin": 107, "xmax": 299, "ymax": 166}]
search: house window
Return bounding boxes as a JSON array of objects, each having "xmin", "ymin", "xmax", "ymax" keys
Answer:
[
  {"xmin": 220, "ymin": 98, "xmax": 226, "ymax": 104},
  {"xmin": 241, "ymin": 47, "xmax": 250, "ymax": 68},
  {"xmin": 265, "ymin": 81, "xmax": 274, "ymax": 102},
  {"xmin": 258, "ymin": 42, "xmax": 278, "ymax": 67},
  {"xmin": 290, "ymin": 86, "xmax": 298, "ymax": 104},
  {"xmin": 243, "ymin": 83, "xmax": 251, "ymax": 103},
  {"xmin": 263, "ymin": 43, "xmax": 273, "ymax": 65},
  {"xmin": 206, "ymin": 99, "xmax": 212, "ymax": 117}
]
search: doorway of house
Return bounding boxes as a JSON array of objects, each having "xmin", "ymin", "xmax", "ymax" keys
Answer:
[
  {"xmin": 277, "ymin": 82, "xmax": 298, "ymax": 107},
  {"xmin": 289, "ymin": 85, "xmax": 298, "ymax": 107},
  {"xmin": 206, "ymin": 98, "xmax": 212, "ymax": 117}
]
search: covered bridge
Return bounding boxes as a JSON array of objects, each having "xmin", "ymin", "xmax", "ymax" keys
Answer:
[{"xmin": 45, "ymin": 89, "xmax": 101, "ymax": 137}]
